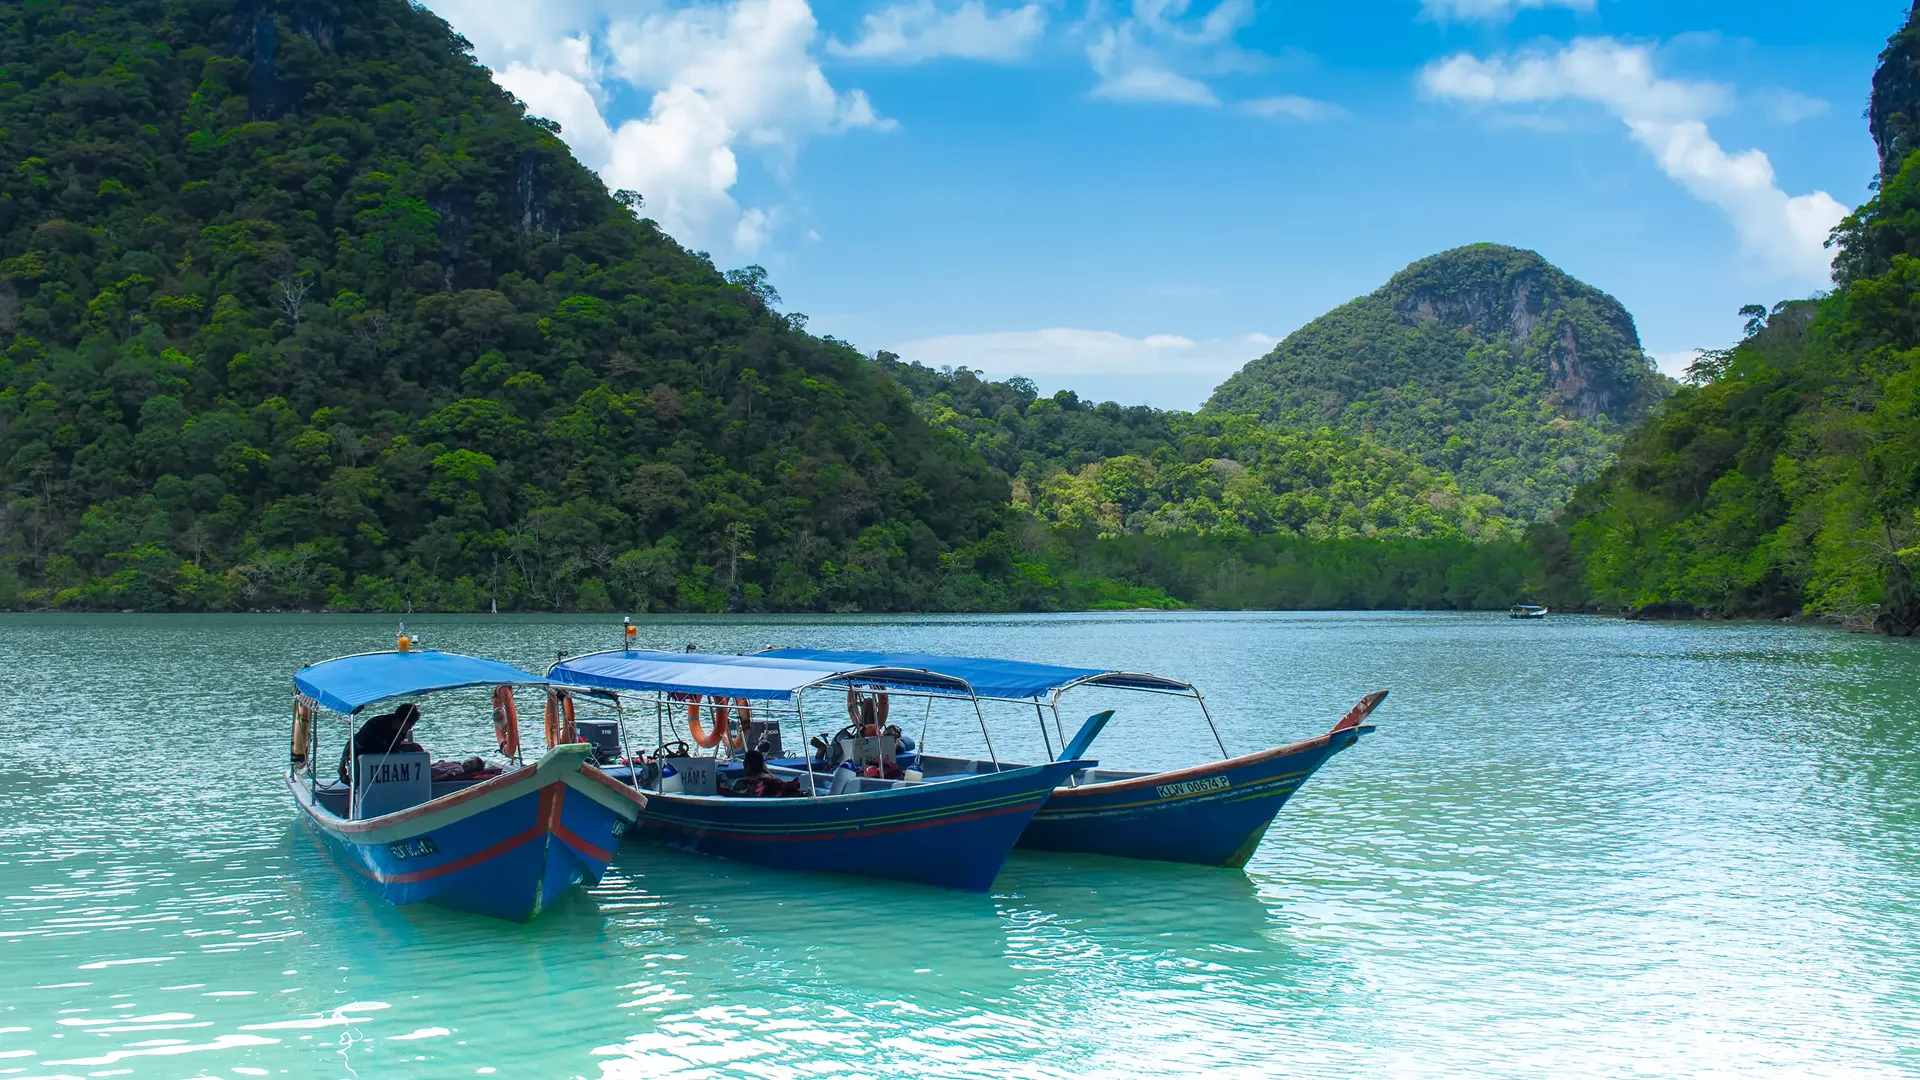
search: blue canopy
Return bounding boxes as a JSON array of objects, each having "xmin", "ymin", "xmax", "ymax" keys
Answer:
[
  {"xmin": 548, "ymin": 649, "xmax": 975, "ymax": 701},
  {"xmin": 755, "ymin": 649, "xmax": 1195, "ymax": 699},
  {"xmin": 294, "ymin": 650, "xmax": 547, "ymax": 714}
]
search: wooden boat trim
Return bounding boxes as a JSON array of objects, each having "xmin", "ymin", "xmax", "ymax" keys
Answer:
[
  {"xmin": 290, "ymin": 744, "xmax": 636, "ymax": 845},
  {"xmin": 1044, "ymin": 730, "xmax": 1350, "ymax": 800},
  {"xmin": 565, "ymin": 762, "xmax": 649, "ymax": 816}
]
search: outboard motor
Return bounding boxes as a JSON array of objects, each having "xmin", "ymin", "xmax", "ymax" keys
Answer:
[{"xmin": 572, "ymin": 718, "xmax": 622, "ymax": 764}]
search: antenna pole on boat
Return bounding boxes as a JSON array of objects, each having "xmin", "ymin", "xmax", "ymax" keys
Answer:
[
  {"xmin": 918, "ymin": 696, "xmax": 933, "ymax": 760},
  {"xmin": 1194, "ymin": 692, "xmax": 1228, "ymax": 760}
]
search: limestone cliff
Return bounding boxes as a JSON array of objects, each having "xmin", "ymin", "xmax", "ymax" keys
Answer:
[{"xmin": 1205, "ymin": 243, "xmax": 1669, "ymax": 521}]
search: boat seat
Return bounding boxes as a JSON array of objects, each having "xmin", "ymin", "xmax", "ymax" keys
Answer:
[{"xmin": 310, "ymin": 780, "xmax": 350, "ymax": 818}]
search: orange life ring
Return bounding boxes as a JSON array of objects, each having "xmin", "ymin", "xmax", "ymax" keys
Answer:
[
  {"xmin": 686, "ymin": 694, "xmax": 730, "ymax": 749},
  {"xmin": 292, "ymin": 695, "xmax": 314, "ymax": 765},
  {"xmin": 493, "ymin": 685, "xmax": 521, "ymax": 759},
  {"xmin": 544, "ymin": 689, "xmax": 577, "ymax": 748}
]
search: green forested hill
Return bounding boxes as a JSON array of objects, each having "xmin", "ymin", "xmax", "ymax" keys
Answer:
[
  {"xmin": 1543, "ymin": 4, "xmax": 1920, "ymax": 633},
  {"xmin": 882, "ymin": 359, "xmax": 1516, "ymax": 542},
  {"xmin": 0, "ymin": 0, "xmax": 1022, "ymax": 613},
  {"xmin": 1207, "ymin": 244, "xmax": 1671, "ymax": 521}
]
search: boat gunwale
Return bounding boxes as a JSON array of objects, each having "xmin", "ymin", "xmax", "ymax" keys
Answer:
[
  {"xmin": 1034, "ymin": 726, "xmax": 1371, "ymax": 800},
  {"xmin": 290, "ymin": 744, "xmax": 642, "ymax": 844},
  {"xmin": 616, "ymin": 758, "xmax": 1092, "ymax": 809}
]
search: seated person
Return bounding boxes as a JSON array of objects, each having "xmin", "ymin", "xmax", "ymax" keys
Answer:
[
  {"xmin": 729, "ymin": 750, "xmax": 800, "ymax": 798},
  {"xmin": 338, "ymin": 702, "xmax": 425, "ymax": 783}
]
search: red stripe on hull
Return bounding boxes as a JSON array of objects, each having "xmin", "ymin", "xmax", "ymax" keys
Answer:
[
  {"xmin": 348, "ymin": 785, "xmax": 561, "ymax": 885},
  {"xmin": 644, "ymin": 798, "xmax": 1042, "ymax": 845}
]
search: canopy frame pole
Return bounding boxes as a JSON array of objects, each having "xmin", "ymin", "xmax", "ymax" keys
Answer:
[
  {"xmin": 1050, "ymin": 701, "xmax": 1067, "ymax": 749},
  {"xmin": 349, "ymin": 717, "xmax": 360, "ymax": 820},
  {"xmin": 971, "ymin": 693, "xmax": 1000, "ymax": 772},
  {"xmin": 1194, "ymin": 692, "xmax": 1228, "ymax": 760},
  {"xmin": 1035, "ymin": 702, "xmax": 1055, "ymax": 761},
  {"xmin": 655, "ymin": 693, "xmax": 665, "ymax": 794},
  {"xmin": 796, "ymin": 689, "xmax": 815, "ymax": 797},
  {"xmin": 918, "ymin": 696, "xmax": 933, "ymax": 757},
  {"xmin": 308, "ymin": 707, "xmax": 320, "ymax": 801},
  {"xmin": 615, "ymin": 694, "xmax": 633, "ymax": 786}
]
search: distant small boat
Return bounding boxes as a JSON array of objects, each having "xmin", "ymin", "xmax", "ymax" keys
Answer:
[
  {"xmin": 288, "ymin": 640, "xmax": 644, "ymax": 921},
  {"xmin": 1509, "ymin": 604, "xmax": 1550, "ymax": 619},
  {"xmin": 758, "ymin": 649, "xmax": 1384, "ymax": 869}
]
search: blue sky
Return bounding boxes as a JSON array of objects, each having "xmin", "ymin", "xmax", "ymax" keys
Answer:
[{"xmin": 425, "ymin": 0, "xmax": 1899, "ymax": 409}]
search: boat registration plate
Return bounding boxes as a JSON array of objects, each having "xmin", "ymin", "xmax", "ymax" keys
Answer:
[
  {"xmin": 1155, "ymin": 776, "xmax": 1230, "ymax": 800},
  {"xmin": 388, "ymin": 837, "xmax": 439, "ymax": 860}
]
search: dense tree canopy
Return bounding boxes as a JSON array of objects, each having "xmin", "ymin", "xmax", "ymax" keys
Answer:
[{"xmin": 0, "ymin": 0, "xmax": 1019, "ymax": 613}]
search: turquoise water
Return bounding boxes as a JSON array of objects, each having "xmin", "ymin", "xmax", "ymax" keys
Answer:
[{"xmin": 1, "ymin": 612, "xmax": 1917, "ymax": 1078}]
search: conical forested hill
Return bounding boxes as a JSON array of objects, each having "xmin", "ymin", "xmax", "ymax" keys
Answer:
[
  {"xmin": 1206, "ymin": 244, "xmax": 1671, "ymax": 520},
  {"xmin": 0, "ymin": 0, "xmax": 1016, "ymax": 612}
]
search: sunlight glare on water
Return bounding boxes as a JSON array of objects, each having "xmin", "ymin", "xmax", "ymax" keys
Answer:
[{"xmin": 0, "ymin": 612, "xmax": 1916, "ymax": 1077}]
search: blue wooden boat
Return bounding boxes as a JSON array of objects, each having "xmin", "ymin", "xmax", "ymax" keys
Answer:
[
  {"xmin": 1012, "ymin": 693, "xmax": 1381, "ymax": 866},
  {"xmin": 288, "ymin": 644, "xmax": 645, "ymax": 921},
  {"xmin": 546, "ymin": 648, "xmax": 1091, "ymax": 891},
  {"xmin": 759, "ymin": 649, "xmax": 1384, "ymax": 868}
]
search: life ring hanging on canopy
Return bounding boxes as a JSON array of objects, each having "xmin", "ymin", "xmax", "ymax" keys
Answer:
[
  {"xmin": 292, "ymin": 695, "xmax": 315, "ymax": 766},
  {"xmin": 544, "ymin": 688, "xmax": 577, "ymax": 748},
  {"xmin": 493, "ymin": 685, "xmax": 521, "ymax": 759},
  {"xmin": 685, "ymin": 695, "xmax": 742, "ymax": 750}
]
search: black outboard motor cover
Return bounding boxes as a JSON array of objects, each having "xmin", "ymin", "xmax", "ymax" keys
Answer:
[{"xmin": 572, "ymin": 718, "xmax": 622, "ymax": 763}]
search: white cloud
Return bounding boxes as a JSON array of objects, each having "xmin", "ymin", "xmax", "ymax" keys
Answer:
[
  {"xmin": 425, "ymin": 0, "xmax": 889, "ymax": 256},
  {"xmin": 1083, "ymin": 0, "xmax": 1257, "ymax": 106},
  {"xmin": 1758, "ymin": 88, "xmax": 1829, "ymax": 125},
  {"xmin": 829, "ymin": 0, "xmax": 1046, "ymax": 63},
  {"xmin": 897, "ymin": 328, "xmax": 1276, "ymax": 376},
  {"xmin": 1420, "ymin": 0, "xmax": 1592, "ymax": 21},
  {"xmin": 1091, "ymin": 64, "xmax": 1219, "ymax": 105},
  {"xmin": 1420, "ymin": 38, "xmax": 1848, "ymax": 282},
  {"xmin": 1238, "ymin": 94, "xmax": 1346, "ymax": 121}
]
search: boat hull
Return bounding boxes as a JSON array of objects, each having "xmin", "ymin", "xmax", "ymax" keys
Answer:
[
  {"xmin": 291, "ymin": 744, "xmax": 644, "ymax": 921},
  {"xmin": 627, "ymin": 760, "xmax": 1086, "ymax": 891},
  {"xmin": 1017, "ymin": 727, "xmax": 1369, "ymax": 867}
]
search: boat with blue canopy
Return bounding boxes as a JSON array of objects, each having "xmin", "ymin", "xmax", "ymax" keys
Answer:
[
  {"xmin": 757, "ymin": 649, "xmax": 1384, "ymax": 868},
  {"xmin": 288, "ymin": 631, "xmax": 645, "ymax": 921},
  {"xmin": 545, "ymin": 635, "xmax": 1092, "ymax": 891}
]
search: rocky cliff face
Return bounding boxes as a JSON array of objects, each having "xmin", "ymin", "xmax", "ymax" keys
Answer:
[
  {"xmin": 1204, "ymin": 244, "xmax": 1668, "ymax": 520},
  {"xmin": 1870, "ymin": 1, "xmax": 1920, "ymax": 181},
  {"xmin": 1381, "ymin": 245, "xmax": 1649, "ymax": 421}
]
